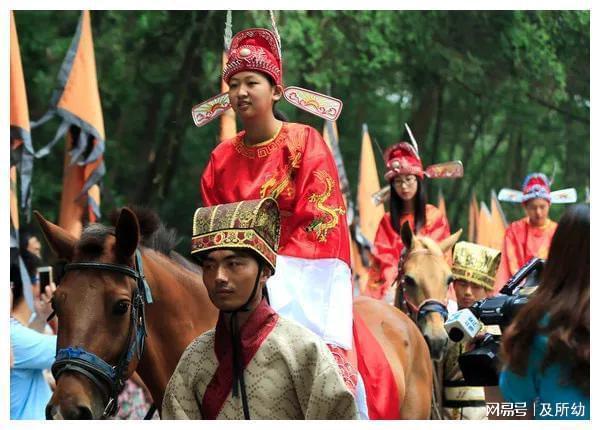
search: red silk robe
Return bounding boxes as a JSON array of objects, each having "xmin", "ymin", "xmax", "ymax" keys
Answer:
[
  {"xmin": 200, "ymin": 122, "xmax": 350, "ymax": 265},
  {"xmin": 493, "ymin": 217, "xmax": 557, "ymax": 293},
  {"xmin": 366, "ymin": 204, "xmax": 450, "ymax": 300}
]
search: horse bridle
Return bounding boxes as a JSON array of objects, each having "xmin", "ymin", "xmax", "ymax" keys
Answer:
[
  {"xmin": 396, "ymin": 248, "xmax": 449, "ymax": 323},
  {"xmin": 51, "ymin": 249, "xmax": 154, "ymax": 418}
]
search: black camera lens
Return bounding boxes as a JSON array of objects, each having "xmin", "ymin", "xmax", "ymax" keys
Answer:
[{"xmin": 448, "ymin": 327, "xmax": 464, "ymax": 342}]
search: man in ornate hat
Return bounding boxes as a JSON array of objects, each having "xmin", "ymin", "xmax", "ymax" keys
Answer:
[
  {"xmin": 442, "ymin": 241, "xmax": 501, "ymax": 420},
  {"xmin": 162, "ymin": 198, "xmax": 359, "ymax": 419},
  {"xmin": 193, "ymin": 27, "xmax": 367, "ymax": 416},
  {"xmin": 494, "ymin": 173, "xmax": 577, "ymax": 292}
]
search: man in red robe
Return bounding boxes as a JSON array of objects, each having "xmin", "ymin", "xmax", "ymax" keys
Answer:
[{"xmin": 494, "ymin": 172, "xmax": 577, "ymax": 292}]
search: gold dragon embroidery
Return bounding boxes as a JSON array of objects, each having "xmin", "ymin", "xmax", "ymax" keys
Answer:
[
  {"xmin": 305, "ymin": 170, "xmax": 345, "ymax": 242},
  {"xmin": 259, "ymin": 152, "xmax": 302, "ymax": 200},
  {"xmin": 259, "ymin": 129, "xmax": 305, "ymax": 200}
]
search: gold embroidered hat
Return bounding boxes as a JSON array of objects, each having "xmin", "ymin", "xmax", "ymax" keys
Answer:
[
  {"xmin": 452, "ymin": 241, "xmax": 501, "ymax": 291},
  {"xmin": 191, "ymin": 198, "xmax": 280, "ymax": 271}
]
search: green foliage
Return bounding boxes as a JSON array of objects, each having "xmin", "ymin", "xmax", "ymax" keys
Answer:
[{"xmin": 14, "ymin": 10, "xmax": 589, "ymax": 254}]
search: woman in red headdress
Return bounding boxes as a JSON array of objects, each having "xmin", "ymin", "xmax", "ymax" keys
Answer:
[
  {"xmin": 365, "ymin": 139, "xmax": 462, "ymax": 302},
  {"xmin": 195, "ymin": 27, "xmax": 367, "ymax": 415},
  {"xmin": 494, "ymin": 173, "xmax": 577, "ymax": 293}
]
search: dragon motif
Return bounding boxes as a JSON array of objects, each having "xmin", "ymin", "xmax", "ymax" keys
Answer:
[
  {"xmin": 305, "ymin": 170, "xmax": 345, "ymax": 243},
  {"xmin": 260, "ymin": 152, "xmax": 302, "ymax": 200}
]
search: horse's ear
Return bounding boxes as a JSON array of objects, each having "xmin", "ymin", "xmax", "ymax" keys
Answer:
[
  {"xmin": 400, "ymin": 221, "xmax": 414, "ymax": 249},
  {"xmin": 439, "ymin": 229, "xmax": 463, "ymax": 253},
  {"xmin": 115, "ymin": 208, "xmax": 140, "ymax": 261},
  {"xmin": 34, "ymin": 210, "xmax": 76, "ymax": 261}
]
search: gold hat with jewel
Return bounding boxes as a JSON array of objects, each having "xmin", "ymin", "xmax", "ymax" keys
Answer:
[
  {"xmin": 191, "ymin": 198, "xmax": 280, "ymax": 272},
  {"xmin": 452, "ymin": 241, "xmax": 501, "ymax": 291}
]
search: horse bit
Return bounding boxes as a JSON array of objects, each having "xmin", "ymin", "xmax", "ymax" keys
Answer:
[
  {"xmin": 396, "ymin": 248, "xmax": 449, "ymax": 323},
  {"xmin": 50, "ymin": 249, "xmax": 154, "ymax": 418}
]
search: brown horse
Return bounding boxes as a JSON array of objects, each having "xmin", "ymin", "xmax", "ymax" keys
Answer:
[
  {"xmin": 37, "ymin": 207, "xmax": 434, "ymax": 419},
  {"xmin": 394, "ymin": 222, "xmax": 463, "ymax": 361}
]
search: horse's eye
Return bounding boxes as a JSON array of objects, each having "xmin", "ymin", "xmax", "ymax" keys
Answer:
[
  {"xmin": 113, "ymin": 301, "xmax": 130, "ymax": 316},
  {"xmin": 403, "ymin": 275, "xmax": 416, "ymax": 287}
]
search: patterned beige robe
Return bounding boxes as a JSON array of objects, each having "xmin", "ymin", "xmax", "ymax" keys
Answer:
[{"xmin": 162, "ymin": 314, "xmax": 359, "ymax": 419}]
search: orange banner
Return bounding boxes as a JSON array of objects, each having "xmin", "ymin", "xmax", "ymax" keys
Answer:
[
  {"xmin": 51, "ymin": 10, "xmax": 105, "ymax": 236},
  {"xmin": 468, "ymin": 193, "xmax": 479, "ymax": 243},
  {"xmin": 488, "ymin": 190, "xmax": 507, "ymax": 250},
  {"xmin": 356, "ymin": 124, "xmax": 384, "ymax": 244},
  {"xmin": 437, "ymin": 189, "xmax": 447, "ymax": 221},
  {"xmin": 10, "ymin": 166, "xmax": 20, "ymax": 232},
  {"xmin": 10, "ymin": 12, "xmax": 29, "ymax": 134}
]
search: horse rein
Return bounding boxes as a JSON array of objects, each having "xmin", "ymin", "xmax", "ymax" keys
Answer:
[
  {"xmin": 51, "ymin": 249, "xmax": 154, "ymax": 418},
  {"xmin": 396, "ymin": 248, "xmax": 449, "ymax": 323}
]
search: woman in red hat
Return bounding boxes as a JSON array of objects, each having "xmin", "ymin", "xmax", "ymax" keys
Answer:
[
  {"xmin": 494, "ymin": 173, "xmax": 577, "ymax": 292},
  {"xmin": 366, "ymin": 139, "xmax": 462, "ymax": 303}
]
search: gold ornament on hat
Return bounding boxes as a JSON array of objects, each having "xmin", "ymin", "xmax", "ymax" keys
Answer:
[
  {"xmin": 452, "ymin": 241, "xmax": 501, "ymax": 291},
  {"xmin": 191, "ymin": 198, "xmax": 281, "ymax": 271}
]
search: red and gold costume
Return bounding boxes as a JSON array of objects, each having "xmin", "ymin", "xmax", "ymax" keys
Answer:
[
  {"xmin": 494, "ymin": 218, "xmax": 557, "ymax": 292},
  {"xmin": 366, "ymin": 205, "xmax": 450, "ymax": 300},
  {"xmin": 201, "ymin": 122, "xmax": 350, "ymax": 266},
  {"xmin": 200, "ymin": 121, "xmax": 353, "ymax": 348},
  {"xmin": 198, "ymin": 28, "xmax": 353, "ymax": 354},
  {"xmin": 495, "ymin": 173, "xmax": 577, "ymax": 292},
  {"xmin": 365, "ymin": 138, "xmax": 462, "ymax": 301}
]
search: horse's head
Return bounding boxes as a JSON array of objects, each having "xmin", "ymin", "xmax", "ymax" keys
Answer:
[
  {"xmin": 36, "ymin": 208, "xmax": 146, "ymax": 419},
  {"xmin": 397, "ymin": 222, "xmax": 462, "ymax": 361}
]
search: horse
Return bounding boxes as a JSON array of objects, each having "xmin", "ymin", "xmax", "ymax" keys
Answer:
[
  {"xmin": 393, "ymin": 221, "xmax": 462, "ymax": 361},
  {"xmin": 37, "ymin": 207, "xmax": 435, "ymax": 419},
  {"xmin": 391, "ymin": 221, "xmax": 463, "ymax": 418}
]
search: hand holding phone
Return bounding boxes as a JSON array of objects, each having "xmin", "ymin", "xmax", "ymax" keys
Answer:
[{"xmin": 37, "ymin": 266, "xmax": 53, "ymax": 295}]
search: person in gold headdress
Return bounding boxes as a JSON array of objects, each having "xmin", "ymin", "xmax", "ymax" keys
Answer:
[
  {"xmin": 442, "ymin": 242, "xmax": 501, "ymax": 420},
  {"xmin": 162, "ymin": 198, "xmax": 358, "ymax": 420}
]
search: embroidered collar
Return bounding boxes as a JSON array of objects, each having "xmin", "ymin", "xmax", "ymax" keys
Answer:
[{"xmin": 233, "ymin": 123, "xmax": 288, "ymax": 159}]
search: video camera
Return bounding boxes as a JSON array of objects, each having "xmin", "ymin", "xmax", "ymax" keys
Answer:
[{"xmin": 444, "ymin": 257, "xmax": 544, "ymax": 386}]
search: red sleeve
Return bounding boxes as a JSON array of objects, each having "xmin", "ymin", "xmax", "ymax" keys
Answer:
[
  {"xmin": 200, "ymin": 152, "xmax": 217, "ymax": 207},
  {"xmin": 277, "ymin": 125, "xmax": 350, "ymax": 264}
]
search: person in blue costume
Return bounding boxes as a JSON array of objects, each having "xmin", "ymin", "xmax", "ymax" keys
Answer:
[{"xmin": 499, "ymin": 204, "xmax": 589, "ymax": 420}]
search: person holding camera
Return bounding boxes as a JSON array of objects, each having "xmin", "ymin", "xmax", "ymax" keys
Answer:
[
  {"xmin": 442, "ymin": 241, "xmax": 501, "ymax": 419},
  {"xmin": 499, "ymin": 204, "xmax": 589, "ymax": 420},
  {"xmin": 10, "ymin": 256, "xmax": 57, "ymax": 419}
]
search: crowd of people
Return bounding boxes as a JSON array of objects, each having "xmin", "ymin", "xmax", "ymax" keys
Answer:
[{"xmin": 10, "ymin": 25, "xmax": 589, "ymax": 421}]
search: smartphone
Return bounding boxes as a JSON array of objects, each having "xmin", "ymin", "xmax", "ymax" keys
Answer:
[{"xmin": 37, "ymin": 266, "xmax": 53, "ymax": 295}]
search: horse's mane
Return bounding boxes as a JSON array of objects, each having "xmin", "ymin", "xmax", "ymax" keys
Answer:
[
  {"xmin": 77, "ymin": 206, "xmax": 184, "ymax": 262},
  {"xmin": 106, "ymin": 206, "xmax": 180, "ymax": 255}
]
